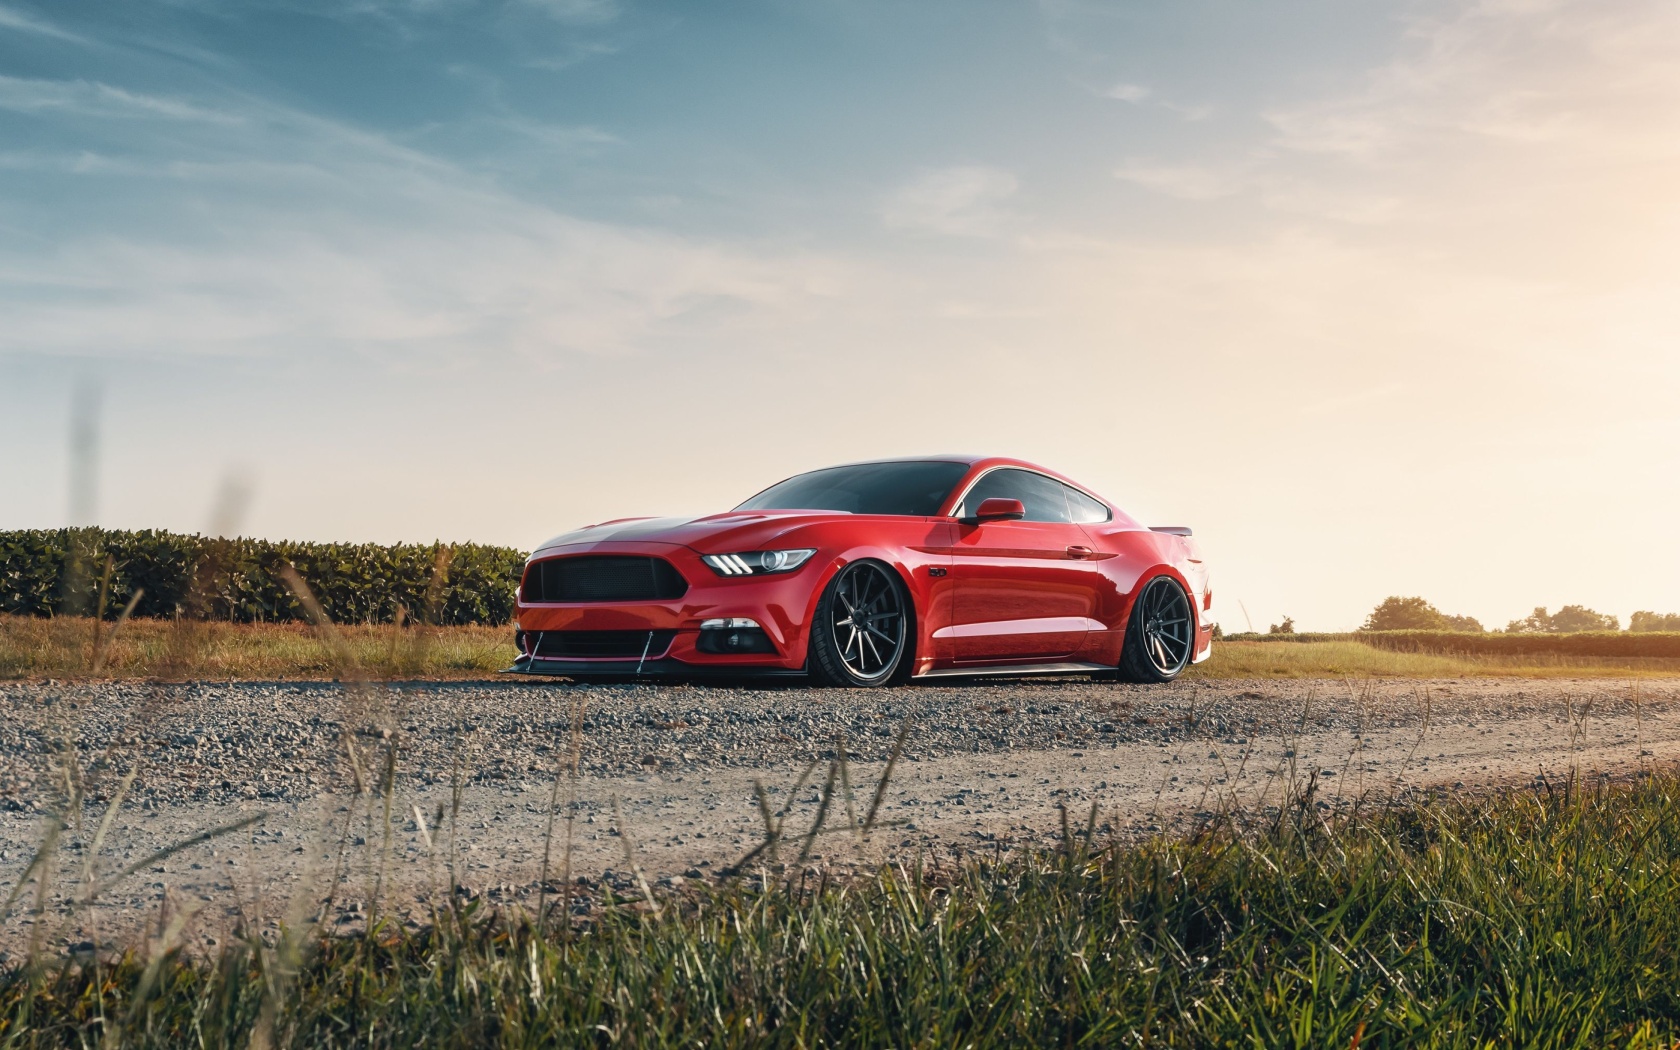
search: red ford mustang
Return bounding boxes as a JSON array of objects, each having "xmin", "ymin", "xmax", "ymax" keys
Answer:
[{"xmin": 509, "ymin": 456, "xmax": 1212, "ymax": 686}]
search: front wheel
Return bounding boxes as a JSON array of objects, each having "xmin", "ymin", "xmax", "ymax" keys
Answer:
[
  {"xmin": 807, "ymin": 560, "xmax": 913, "ymax": 687},
  {"xmin": 1117, "ymin": 576, "xmax": 1194, "ymax": 683}
]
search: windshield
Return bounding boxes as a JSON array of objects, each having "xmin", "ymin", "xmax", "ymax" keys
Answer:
[{"xmin": 736, "ymin": 460, "xmax": 970, "ymax": 516}]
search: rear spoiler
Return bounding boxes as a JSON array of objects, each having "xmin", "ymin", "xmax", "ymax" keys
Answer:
[{"xmin": 1149, "ymin": 526, "xmax": 1193, "ymax": 537}]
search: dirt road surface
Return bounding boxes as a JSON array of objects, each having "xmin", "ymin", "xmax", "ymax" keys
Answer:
[{"xmin": 3, "ymin": 676, "xmax": 1675, "ymax": 954}]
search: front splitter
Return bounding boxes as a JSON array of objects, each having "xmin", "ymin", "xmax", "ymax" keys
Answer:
[{"xmin": 503, "ymin": 657, "xmax": 807, "ymax": 680}]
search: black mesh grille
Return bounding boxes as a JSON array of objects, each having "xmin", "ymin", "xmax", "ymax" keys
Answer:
[
  {"xmin": 522, "ymin": 556, "xmax": 687, "ymax": 603},
  {"xmin": 532, "ymin": 630, "xmax": 676, "ymax": 659}
]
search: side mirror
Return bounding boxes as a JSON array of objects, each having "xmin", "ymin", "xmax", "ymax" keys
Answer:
[{"xmin": 970, "ymin": 497, "xmax": 1025, "ymax": 524}]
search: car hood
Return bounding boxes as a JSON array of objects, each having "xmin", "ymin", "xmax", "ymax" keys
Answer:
[{"xmin": 530, "ymin": 510, "xmax": 853, "ymax": 558}]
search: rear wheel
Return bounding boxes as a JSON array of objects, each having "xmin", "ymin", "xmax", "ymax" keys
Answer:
[
  {"xmin": 1118, "ymin": 576, "xmax": 1194, "ymax": 683},
  {"xmin": 807, "ymin": 560, "xmax": 912, "ymax": 687}
]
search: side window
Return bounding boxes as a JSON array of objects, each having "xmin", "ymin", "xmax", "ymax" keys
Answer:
[
  {"xmin": 1063, "ymin": 484, "xmax": 1110, "ymax": 524},
  {"xmin": 959, "ymin": 469, "xmax": 1072, "ymax": 523}
]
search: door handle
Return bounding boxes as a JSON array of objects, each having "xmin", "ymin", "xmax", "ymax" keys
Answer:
[{"xmin": 1065, "ymin": 545, "xmax": 1094, "ymax": 559}]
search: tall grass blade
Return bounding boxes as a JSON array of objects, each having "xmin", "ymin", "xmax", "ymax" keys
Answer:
[
  {"xmin": 91, "ymin": 812, "xmax": 269, "ymax": 901},
  {"xmin": 863, "ymin": 719, "xmax": 912, "ymax": 835},
  {"xmin": 610, "ymin": 795, "xmax": 661, "ymax": 918}
]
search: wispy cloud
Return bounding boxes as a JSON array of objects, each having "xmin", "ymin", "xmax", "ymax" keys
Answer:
[
  {"xmin": 1096, "ymin": 80, "xmax": 1211, "ymax": 120},
  {"xmin": 494, "ymin": 117, "xmax": 619, "ymax": 152},
  {"xmin": 0, "ymin": 4, "xmax": 89, "ymax": 45},
  {"xmin": 1112, "ymin": 160, "xmax": 1241, "ymax": 200},
  {"xmin": 1104, "ymin": 82, "xmax": 1149, "ymax": 104},
  {"xmin": 0, "ymin": 76, "xmax": 241, "ymax": 123},
  {"xmin": 1160, "ymin": 100, "xmax": 1213, "ymax": 121},
  {"xmin": 516, "ymin": 0, "xmax": 619, "ymax": 24},
  {"xmin": 881, "ymin": 165, "xmax": 1019, "ymax": 237},
  {"xmin": 0, "ymin": 82, "xmax": 844, "ymax": 365},
  {"xmin": 1265, "ymin": 0, "xmax": 1680, "ymax": 162}
]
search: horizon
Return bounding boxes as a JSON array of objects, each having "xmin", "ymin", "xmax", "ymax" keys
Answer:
[{"xmin": 2, "ymin": 0, "xmax": 1677, "ymax": 633}]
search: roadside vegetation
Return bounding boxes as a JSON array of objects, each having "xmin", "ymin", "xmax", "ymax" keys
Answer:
[
  {"xmin": 1357, "ymin": 594, "xmax": 1675, "ymax": 635},
  {"xmin": 0, "ymin": 616, "xmax": 513, "ymax": 680},
  {"xmin": 6, "ymin": 766, "xmax": 1680, "ymax": 1046},
  {"xmin": 6, "ymin": 616, "xmax": 1680, "ymax": 680},
  {"xmin": 1, "ymin": 529, "xmax": 522, "ymax": 626},
  {"xmin": 1198, "ymin": 638, "xmax": 1680, "ymax": 678}
]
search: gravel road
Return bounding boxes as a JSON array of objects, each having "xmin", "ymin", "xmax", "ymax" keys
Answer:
[{"xmin": 3, "ymin": 675, "xmax": 1676, "ymax": 955}]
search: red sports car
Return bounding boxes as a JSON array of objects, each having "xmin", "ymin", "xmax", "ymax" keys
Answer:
[{"xmin": 509, "ymin": 456, "xmax": 1211, "ymax": 686}]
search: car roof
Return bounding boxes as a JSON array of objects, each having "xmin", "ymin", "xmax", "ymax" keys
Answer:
[
  {"xmin": 804, "ymin": 454, "xmax": 1026, "ymax": 469},
  {"xmin": 817, "ymin": 454, "xmax": 1076, "ymax": 480},
  {"xmin": 788, "ymin": 456, "xmax": 1121, "ymax": 512}
]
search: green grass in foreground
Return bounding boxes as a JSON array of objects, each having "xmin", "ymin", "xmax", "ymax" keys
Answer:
[
  {"xmin": 7, "ymin": 617, "xmax": 1680, "ymax": 680},
  {"xmin": 6, "ymin": 773, "xmax": 1680, "ymax": 1046}
]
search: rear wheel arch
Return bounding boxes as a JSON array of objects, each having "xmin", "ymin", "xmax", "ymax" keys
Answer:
[{"xmin": 1117, "ymin": 572, "xmax": 1197, "ymax": 683}]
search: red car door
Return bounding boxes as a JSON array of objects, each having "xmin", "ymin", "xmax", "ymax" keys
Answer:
[{"xmin": 946, "ymin": 468, "xmax": 1102, "ymax": 663}]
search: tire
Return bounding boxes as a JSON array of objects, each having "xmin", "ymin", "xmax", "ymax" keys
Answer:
[
  {"xmin": 1117, "ymin": 575, "xmax": 1194, "ymax": 683},
  {"xmin": 807, "ymin": 560, "xmax": 914, "ymax": 687}
]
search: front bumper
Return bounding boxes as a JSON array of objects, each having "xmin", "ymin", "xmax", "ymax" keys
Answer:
[
  {"xmin": 505, "ymin": 655, "xmax": 807, "ymax": 679},
  {"xmin": 506, "ymin": 540, "xmax": 823, "ymax": 678}
]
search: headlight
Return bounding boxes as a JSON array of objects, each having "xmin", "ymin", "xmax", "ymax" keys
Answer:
[{"xmin": 701, "ymin": 549, "xmax": 817, "ymax": 576}]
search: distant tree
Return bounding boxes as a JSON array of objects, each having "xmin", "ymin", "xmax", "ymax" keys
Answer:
[
  {"xmin": 1211, "ymin": 623, "xmax": 1225, "ymax": 640},
  {"xmin": 1558, "ymin": 605, "xmax": 1617, "ymax": 631},
  {"xmin": 1361, "ymin": 596, "xmax": 1483, "ymax": 632},
  {"xmin": 1506, "ymin": 607, "xmax": 1550, "ymax": 633},
  {"xmin": 1506, "ymin": 605, "xmax": 1619, "ymax": 633},
  {"xmin": 1268, "ymin": 616, "xmax": 1295, "ymax": 635},
  {"xmin": 1362, "ymin": 596, "xmax": 1446, "ymax": 631},
  {"xmin": 1551, "ymin": 605, "xmax": 1618, "ymax": 631},
  {"xmin": 1630, "ymin": 611, "xmax": 1680, "ymax": 633}
]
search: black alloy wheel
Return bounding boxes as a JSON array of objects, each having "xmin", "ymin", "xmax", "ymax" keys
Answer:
[
  {"xmin": 808, "ymin": 560, "xmax": 911, "ymax": 687},
  {"xmin": 1118, "ymin": 576, "xmax": 1194, "ymax": 683}
]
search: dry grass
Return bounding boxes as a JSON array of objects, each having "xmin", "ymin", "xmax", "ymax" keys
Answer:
[
  {"xmin": 0, "ymin": 615, "xmax": 515, "ymax": 680},
  {"xmin": 7, "ymin": 616, "xmax": 1680, "ymax": 681},
  {"xmin": 1194, "ymin": 639, "xmax": 1680, "ymax": 679}
]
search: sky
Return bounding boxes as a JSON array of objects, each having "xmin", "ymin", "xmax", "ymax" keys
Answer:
[{"xmin": 1, "ymin": 0, "xmax": 1677, "ymax": 632}]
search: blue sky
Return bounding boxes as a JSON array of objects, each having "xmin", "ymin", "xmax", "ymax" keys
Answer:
[{"xmin": 2, "ymin": 0, "xmax": 1678, "ymax": 630}]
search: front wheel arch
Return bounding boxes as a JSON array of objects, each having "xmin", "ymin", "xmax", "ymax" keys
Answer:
[{"xmin": 805, "ymin": 558, "xmax": 917, "ymax": 687}]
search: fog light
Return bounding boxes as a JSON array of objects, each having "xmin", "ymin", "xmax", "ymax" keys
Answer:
[
  {"xmin": 696, "ymin": 620, "xmax": 777, "ymax": 655},
  {"xmin": 701, "ymin": 617, "xmax": 760, "ymax": 630}
]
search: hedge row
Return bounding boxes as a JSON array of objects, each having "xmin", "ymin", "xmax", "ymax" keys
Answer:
[
  {"xmin": 1361, "ymin": 629, "xmax": 1680, "ymax": 658},
  {"xmin": 1222, "ymin": 630, "xmax": 1680, "ymax": 658},
  {"xmin": 0, "ymin": 529, "xmax": 526, "ymax": 626}
]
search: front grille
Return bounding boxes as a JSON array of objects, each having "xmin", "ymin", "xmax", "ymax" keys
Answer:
[
  {"xmin": 522, "ymin": 556, "xmax": 688, "ymax": 603},
  {"xmin": 532, "ymin": 630, "xmax": 676, "ymax": 660}
]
